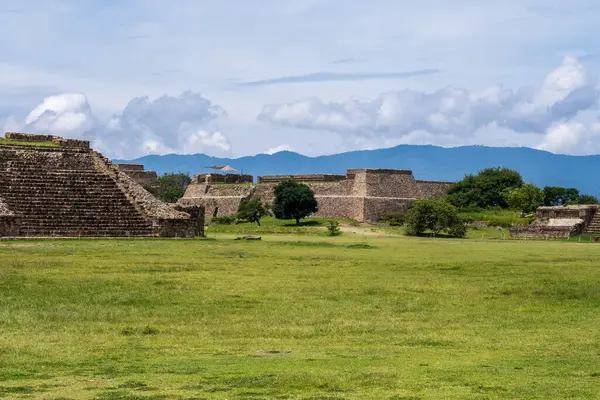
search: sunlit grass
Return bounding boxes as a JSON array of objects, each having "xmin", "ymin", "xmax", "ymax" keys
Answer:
[
  {"xmin": 1, "ymin": 236, "xmax": 600, "ymax": 398},
  {"xmin": 0, "ymin": 138, "xmax": 59, "ymax": 147}
]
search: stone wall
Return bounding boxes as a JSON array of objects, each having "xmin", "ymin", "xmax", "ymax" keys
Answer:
[
  {"xmin": 194, "ymin": 173, "xmax": 253, "ymax": 184},
  {"xmin": 180, "ymin": 168, "xmax": 452, "ymax": 222},
  {"xmin": 0, "ymin": 195, "xmax": 19, "ymax": 237},
  {"xmin": 0, "ymin": 146, "xmax": 94, "ymax": 170},
  {"xmin": 417, "ymin": 180, "xmax": 455, "ymax": 198},
  {"xmin": 258, "ymin": 174, "xmax": 346, "ymax": 184},
  {"xmin": 116, "ymin": 164, "xmax": 159, "ymax": 186}
]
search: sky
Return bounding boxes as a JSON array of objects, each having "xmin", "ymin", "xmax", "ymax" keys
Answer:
[{"xmin": 1, "ymin": 0, "xmax": 600, "ymax": 159}]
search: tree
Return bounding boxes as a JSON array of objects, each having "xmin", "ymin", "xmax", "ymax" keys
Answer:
[
  {"xmin": 576, "ymin": 194, "xmax": 600, "ymax": 205},
  {"xmin": 543, "ymin": 186, "xmax": 579, "ymax": 206},
  {"xmin": 447, "ymin": 167, "xmax": 524, "ymax": 209},
  {"xmin": 144, "ymin": 173, "xmax": 192, "ymax": 203},
  {"xmin": 503, "ymin": 183, "xmax": 544, "ymax": 213},
  {"xmin": 237, "ymin": 198, "xmax": 269, "ymax": 226},
  {"xmin": 272, "ymin": 180, "xmax": 318, "ymax": 225},
  {"xmin": 405, "ymin": 198, "xmax": 467, "ymax": 238}
]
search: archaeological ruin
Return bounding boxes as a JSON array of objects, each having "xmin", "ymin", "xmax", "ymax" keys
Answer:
[
  {"xmin": 179, "ymin": 169, "xmax": 453, "ymax": 222},
  {"xmin": 0, "ymin": 133, "xmax": 203, "ymax": 238},
  {"xmin": 510, "ymin": 205, "xmax": 600, "ymax": 239}
]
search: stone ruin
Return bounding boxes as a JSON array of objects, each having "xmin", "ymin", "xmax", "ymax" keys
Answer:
[
  {"xmin": 0, "ymin": 133, "xmax": 203, "ymax": 238},
  {"xmin": 115, "ymin": 164, "xmax": 159, "ymax": 186},
  {"xmin": 178, "ymin": 169, "xmax": 453, "ymax": 222},
  {"xmin": 510, "ymin": 205, "xmax": 600, "ymax": 239}
]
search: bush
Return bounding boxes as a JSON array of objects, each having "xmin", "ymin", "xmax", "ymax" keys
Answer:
[
  {"xmin": 327, "ymin": 220, "xmax": 341, "ymax": 236},
  {"xmin": 575, "ymin": 194, "xmax": 599, "ymax": 205},
  {"xmin": 272, "ymin": 180, "xmax": 318, "ymax": 225},
  {"xmin": 502, "ymin": 183, "xmax": 543, "ymax": 213},
  {"xmin": 405, "ymin": 199, "xmax": 468, "ymax": 238},
  {"xmin": 380, "ymin": 212, "xmax": 406, "ymax": 226},
  {"xmin": 237, "ymin": 198, "xmax": 269, "ymax": 226},
  {"xmin": 211, "ymin": 215, "xmax": 236, "ymax": 225}
]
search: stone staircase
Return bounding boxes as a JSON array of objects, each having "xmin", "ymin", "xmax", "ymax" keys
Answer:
[
  {"xmin": 0, "ymin": 153, "xmax": 154, "ymax": 237},
  {"xmin": 584, "ymin": 209, "xmax": 600, "ymax": 234}
]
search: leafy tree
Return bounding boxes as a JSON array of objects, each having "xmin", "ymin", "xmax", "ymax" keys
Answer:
[
  {"xmin": 272, "ymin": 180, "xmax": 318, "ymax": 225},
  {"xmin": 447, "ymin": 167, "xmax": 524, "ymax": 209},
  {"xmin": 576, "ymin": 194, "xmax": 600, "ymax": 205},
  {"xmin": 237, "ymin": 198, "xmax": 269, "ymax": 226},
  {"xmin": 405, "ymin": 198, "xmax": 467, "ymax": 238},
  {"xmin": 503, "ymin": 183, "xmax": 544, "ymax": 213},
  {"xmin": 543, "ymin": 186, "xmax": 580, "ymax": 206},
  {"xmin": 144, "ymin": 173, "xmax": 192, "ymax": 203}
]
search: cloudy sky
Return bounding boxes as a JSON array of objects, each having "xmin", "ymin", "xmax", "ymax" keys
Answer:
[{"xmin": 1, "ymin": 0, "xmax": 600, "ymax": 159}]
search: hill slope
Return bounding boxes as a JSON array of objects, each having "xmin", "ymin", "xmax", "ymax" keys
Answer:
[{"xmin": 115, "ymin": 145, "xmax": 600, "ymax": 197}]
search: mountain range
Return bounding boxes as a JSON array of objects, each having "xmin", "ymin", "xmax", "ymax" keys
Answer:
[{"xmin": 115, "ymin": 145, "xmax": 600, "ymax": 197}]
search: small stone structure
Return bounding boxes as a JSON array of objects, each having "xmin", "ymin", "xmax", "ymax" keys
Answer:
[
  {"xmin": 179, "ymin": 169, "xmax": 453, "ymax": 222},
  {"xmin": 116, "ymin": 164, "xmax": 159, "ymax": 186},
  {"xmin": 0, "ymin": 132, "xmax": 203, "ymax": 238},
  {"xmin": 510, "ymin": 205, "xmax": 599, "ymax": 239}
]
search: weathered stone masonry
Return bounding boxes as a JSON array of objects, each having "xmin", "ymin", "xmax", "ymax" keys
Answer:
[
  {"xmin": 179, "ymin": 169, "xmax": 453, "ymax": 222},
  {"xmin": 0, "ymin": 133, "xmax": 203, "ymax": 238}
]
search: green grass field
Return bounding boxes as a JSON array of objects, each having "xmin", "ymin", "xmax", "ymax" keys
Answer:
[{"xmin": 2, "ymin": 224, "xmax": 600, "ymax": 399}]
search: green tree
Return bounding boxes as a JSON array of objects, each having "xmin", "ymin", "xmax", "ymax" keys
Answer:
[
  {"xmin": 543, "ymin": 186, "xmax": 580, "ymax": 206},
  {"xmin": 576, "ymin": 194, "xmax": 600, "ymax": 205},
  {"xmin": 447, "ymin": 167, "xmax": 524, "ymax": 209},
  {"xmin": 272, "ymin": 180, "xmax": 318, "ymax": 225},
  {"xmin": 144, "ymin": 173, "xmax": 192, "ymax": 203},
  {"xmin": 503, "ymin": 183, "xmax": 544, "ymax": 213},
  {"xmin": 237, "ymin": 198, "xmax": 269, "ymax": 226},
  {"xmin": 405, "ymin": 198, "xmax": 467, "ymax": 238}
]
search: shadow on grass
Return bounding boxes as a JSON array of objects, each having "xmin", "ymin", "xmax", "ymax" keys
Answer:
[{"xmin": 283, "ymin": 220, "xmax": 324, "ymax": 227}]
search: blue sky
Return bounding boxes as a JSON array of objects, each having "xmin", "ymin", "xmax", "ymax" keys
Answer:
[{"xmin": 1, "ymin": 0, "xmax": 600, "ymax": 158}]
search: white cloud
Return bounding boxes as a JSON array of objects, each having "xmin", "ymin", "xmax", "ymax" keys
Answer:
[
  {"xmin": 0, "ymin": 91, "xmax": 233, "ymax": 159},
  {"xmin": 264, "ymin": 144, "xmax": 295, "ymax": 154},
  {"xmin": 24, "ymin": 93, "xmax": 95, "ymax": 137},
  {"xmin": 538, "ymin": 122, "xmax": 600, "ymax": 154},
  {"xmin": 257, "ymin": 57, "xmax": 599, "ymax": 141},
  {"xmin": 92, "ymin": 91, "xmax": 230, "ymax": 158}
]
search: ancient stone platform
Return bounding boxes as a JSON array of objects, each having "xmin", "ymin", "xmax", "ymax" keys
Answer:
[
  {"xmin": 179, "ymin": 169, "xmax": 453, "ymax": 222},
  {"xmin": 0, "ymin": 133, "xmax": 203, "ymax": 238}
]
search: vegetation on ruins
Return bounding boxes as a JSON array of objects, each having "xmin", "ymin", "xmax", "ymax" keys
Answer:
[
  {"xmin": 144, "ymin": 172, "xmax": 191, "ymax": 203},
  {"xmin": 575, "ymin": 193, "xmax": 600, "ymax": 205},
  {"xmin": 272, "ymin": 180, "xmax": 318, "ymax": 225},
  {"xmin": 0, "ymin": 138, "xmax": 59, "ymax": 147},
  {"xmin": 3, "ymin": 237, "xmax": 600, "ymax": 398},
  {"xmin": 237, "ymin": 198, "xmax": 269, "ymax": 226},
  {"xmin": 405, "ymin": 198, "xmax": 468, "ymax": 238}
]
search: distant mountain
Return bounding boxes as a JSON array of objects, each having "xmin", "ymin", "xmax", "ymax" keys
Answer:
[{"xmin": 114, "ymin": 145, "xmax": 600, "ymax": 197}]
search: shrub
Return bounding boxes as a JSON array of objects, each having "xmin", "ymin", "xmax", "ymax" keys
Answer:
[
  {"xmin": 237, "ymin": 198, "xmax": 269, "ymax": 226},
  {"xmin": 211, "ymin": 215, "xmax": 236, "ymax": 225},
  {"xmin": 327, "ymin": 220, "xmax": 341, "ymax": 236},
  {"xmin": 575, "ymin": 194, "xmax": 600, "ymax": 205},
  {"xmin": 380, "ymin": 212, "xmax": 406, "ymax": 226},
  {"xmin": 405, "ymin": 198, "xmax": 468, "ymax": 238},
  {"xmin": 272, "ymin": 180, "xmax": 318, "ymax": 225}
]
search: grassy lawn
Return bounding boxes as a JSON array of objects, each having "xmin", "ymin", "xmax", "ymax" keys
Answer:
[
  {"xmin": 1, "ymin": 232, "xmax": 600, "ymax": 399},
  {"xmin": 0, "ymin": 138, "xmax": 59, "ymax": 147}
]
